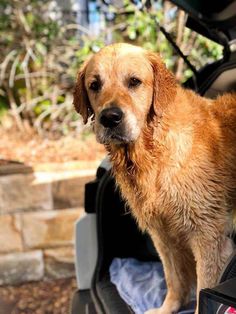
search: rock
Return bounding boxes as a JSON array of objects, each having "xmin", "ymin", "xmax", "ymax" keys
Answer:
[
  {"xmin": 44, "ymin": 247, "xmax": 75, "ymax": 279},
  {"xmin": 0, "ymin": 251, "xmax": 44, "ymax": 285},
  {"xmin": 0, "ymin": 215, "xmax": 22, "ymax": 253},
  {"xmin": 0, "ymin": 161, "xmax": 33, "ymax": 176},
  {"xmin": 0, "ymin": 173, "xmax": 53, "ymax": 214},
  {"xmin": 52, "ymin": 170, "xmax": 95, "ymax": 208},
  {"xmin": 22, "ymin": 208, "xmax": 84, "ymax": 249}
]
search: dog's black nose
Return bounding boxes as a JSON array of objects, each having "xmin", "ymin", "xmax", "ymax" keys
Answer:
[{"xmin": 99, "ymin": 107, "xmax": 123, "ymax": 128}]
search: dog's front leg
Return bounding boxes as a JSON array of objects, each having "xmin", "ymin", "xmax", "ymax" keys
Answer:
[
  {"xmin": 190, "ymin": 234, "xmax": 233, "ymax": 314},
  {"xmin": 145, "ymin": 230, "xmax": 195, "ymax": 314}
]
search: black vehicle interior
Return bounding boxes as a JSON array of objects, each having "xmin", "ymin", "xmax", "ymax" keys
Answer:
[
  {"xmin": 171, "ymin": 0, "xmax": 236, "ymax": 44},
  {"xmin": 90, "ymin": 171, "xmax": 236, "ymax": 314},
  {"xmin": 91, "ymin": 172, "xmax": 159, "ymax": 314}
]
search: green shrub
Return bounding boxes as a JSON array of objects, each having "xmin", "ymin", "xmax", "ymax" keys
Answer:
[{"xmin": 0, "ymin": 0, "xmax": 223, "ymax": 136}]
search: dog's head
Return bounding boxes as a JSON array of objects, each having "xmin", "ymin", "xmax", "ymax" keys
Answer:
[{"xmin": 74, "ymin": 43, "xmax": 176, "ymax": 145}]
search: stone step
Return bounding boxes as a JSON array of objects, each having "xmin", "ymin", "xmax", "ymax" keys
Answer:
[
  {"xmin": 0, "ymin": 215, "xmax": 22, "ymax": 254},
  {"xmin": 0, "ymin": 160, "xmax": 33, "ymax": 176},
  {"xmin": 0, "ymin": 247, "xmax": 77, "ymax": 286},
  {"xmin": 0, "ymin": 173, "xmax": 53, "ymax": 214},
  {"xmin": 22, "ymin": 208, "xmax": 84, "ymax": 249},
  {"xmin": 50, "ymin": 169, "xmax": 96, "ymax": 209},
  {"xmin": 0, "ymin": 251, "xmax": 44, "ymax": 285},
  {"xmin": 0, "ymin": 168, "xmax": 96, "ymax": 214},
  {"xmin": 44, "ymin": 247, "xmax": 75, "ymax": 280}
]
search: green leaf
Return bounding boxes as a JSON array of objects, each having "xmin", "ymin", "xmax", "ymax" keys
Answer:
[{"xmin": 35, "ymin": 42, "xmax": 47, "ymax": 55}]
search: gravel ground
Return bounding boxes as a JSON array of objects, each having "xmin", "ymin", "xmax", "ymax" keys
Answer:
[{"xmin": 0, "ymin": 278, "xmax": 77, "ymax": 314}]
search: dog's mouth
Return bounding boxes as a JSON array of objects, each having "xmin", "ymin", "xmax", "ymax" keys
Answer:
[
  {"xmin": 97, "ymin": 127, "xmax": 133, "ymax": 145},
  {"xmin": 110, "ymin": 133, "xmax": 131, "ymax": 144}
]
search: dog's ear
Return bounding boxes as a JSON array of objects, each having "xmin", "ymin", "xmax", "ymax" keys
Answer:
[
  {"xmin": 73, "ymin": 60, "xmax": 94, "ymax": 124},
  {"xmin": 147, "ymin": 52, "xmax": 177, "ymax": 118}
]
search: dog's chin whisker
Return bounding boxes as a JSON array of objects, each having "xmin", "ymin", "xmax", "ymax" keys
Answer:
[
  {"xmin": 97, "ymin": 136, "xmax": 108, "ymax": 145},
  {"xmin": 96, "ymin": 126, "xmax": 135, "ymax": 145}
]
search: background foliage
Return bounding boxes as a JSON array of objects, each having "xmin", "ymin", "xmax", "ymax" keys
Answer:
[{"xmin": 0, "ymin": 0, "xmax": 223, "ymax": 137}]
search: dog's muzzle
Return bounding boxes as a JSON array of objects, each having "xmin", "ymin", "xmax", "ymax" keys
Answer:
[
  {"xmin": 99, "ymin": 107, "xmax": 123, "ymax": 129},
  {"xmin": 98, "ymin": 107, "xmax": 128, "ymax": 144}
]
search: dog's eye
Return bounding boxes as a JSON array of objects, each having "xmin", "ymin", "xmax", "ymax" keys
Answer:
[
  {"xmin": 128, "ymin": 77, "xmax": 142, "ymax": 88},
  {"xmin": 89, "ymin": 81, "xmax": 101, "ymax": 92}
]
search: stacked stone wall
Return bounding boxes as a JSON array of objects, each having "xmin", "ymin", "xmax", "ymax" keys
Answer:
[{"xmin": 0, "ymin": 164, "xmax": 96, "ymax": 285}]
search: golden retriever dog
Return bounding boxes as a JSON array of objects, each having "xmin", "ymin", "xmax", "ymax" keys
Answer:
[{"xmin": 73, "ymin": 43, "xmax": 236, "ymax": 314}]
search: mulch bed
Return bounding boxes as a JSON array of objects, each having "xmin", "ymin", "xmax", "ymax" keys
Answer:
[
  {"xmin": 0, "ymin": 277, "xmax": 77, "ymax": 314},
  {"xmin": 0, "ymin": 128, "xmax": 105, "ymax": 166}
]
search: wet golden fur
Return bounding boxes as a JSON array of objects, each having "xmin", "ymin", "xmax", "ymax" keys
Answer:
[{"xmin": 74, "ymin": 43, "xmax": 236, "ymax": 314}]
